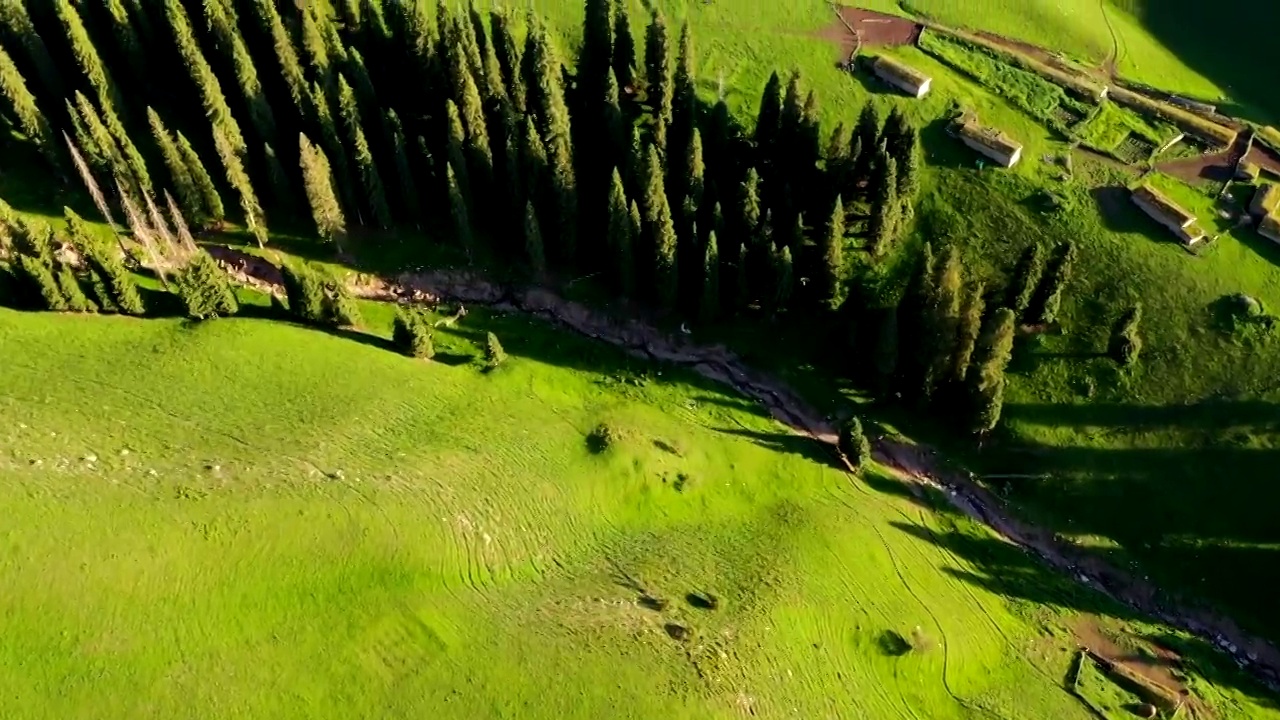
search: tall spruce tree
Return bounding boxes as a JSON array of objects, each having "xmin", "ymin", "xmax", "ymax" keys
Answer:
[
  {"xmin": 1005, "ymin": 242, "xmax": 1044, "ymax": 319},
  {"xmin": 819, "ymin": 195, "xmax": 846, "ymax": 311},
  {"xmin": 642, "ymin": 145, "xmax": 678, "ymax": 310},
  {"xmin": 203, "ymin": 0, "xmax": 277, "ymax": 147},
  {"xmin": 643, "ymin": 9, "xmax": 673, "ymax": 152},
  {"xmin": 212, "ymin": 126, "xmax": 266, "ymax": 247},
  {"xmin": 54, "ymin": 0, "xmax": 122, "ymax": 116},
  {"xmin": 852, "ymin": 104, "xmax": 880, "ymax": 183},
  {"xmin": 147, "ymin": 114, "xmax": 201, "ymax": 226},
  {"xmin": 446, "ymin": 162, "xmax": 475, "ymax": 259},
  {"xmin": 250, "ymin": 0, "xmax": 308, "ymax": 116},
  {"xmin": 0, "ymin": 44, "xmax": 59, "ymax": 173},
  {"xmin": 0, "ymin": 1, "xmax": 63, "ymax": 100},
  {"xmin": 700, "ymin": 230, "xmax": 720, "ymax": 323},
  {"xmin": 950, "ymin": 282, "xmax": 986, "ymax": 386},
  {"xmin": 165, "ymin": 0, "xmax": 245, "ymax": 154},
  {"xmin": 606, "ymin": 168, "xmax": 635, "ymax": 297},
  {"xmin": 1028, "ymin": 240, "xmax": 1076, "ymax": 325},
  {"xmin": 754, "ymin": 72, "xmax": 783, "ymax": 160},
  {"xmin": 898, "ymin": 242, "xmax": 935, "ymax": 394},
  {"xmin": 175, "ymin": 130, "xmax": 226, "ymax": 225},
  {"xmin": 612, "ymin": 0, "xmax": 636, "ymax": 91},
  {"xmin": 867, "ymin": 154, "xmax": 899, "ymax": 257},
  {"xmin": 385, "ymin": 109, "xmax": 420, "ymax": 226},
  {"xmin": 299, "ymin": 133, "xmax": 347, "ymax": 243},
  {"xmin": 523, "ymin": 199, "xmax": 546, "ymax": 277},
  {"xmin": 581, "ymin": 0, "xmax": 614, "ymax": 93},
  {"xmin": 522, "ymin": 21, "xmax": 577, "ymax": 262},
  {"xmin": 491, "ymin": 11, "xmax": 525, "ymax": 110},
  {"xmin": 967, "ymin": 307, "xmax": 1016, "ymax": 435},
  {"xmin": 924, "ymin": 246, "xmax": 963, "ymax": 401},
  {"xmin": 336, "ymin": 76, "xmax": 393, "ymax": 228}
]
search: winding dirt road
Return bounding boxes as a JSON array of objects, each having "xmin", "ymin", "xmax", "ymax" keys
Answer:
[{"xmin": 210, "ymin": 245, "xmax": 1280, "ymax": 693}]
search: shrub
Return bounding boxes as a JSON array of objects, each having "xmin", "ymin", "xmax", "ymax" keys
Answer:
[
  {"xmin": 174, "ymin": 252, "xmax": 238, "ymax": 320},
  {"xmin": 55, "ymin": 265, "xmax": 97, "ymax": 312},
  {"xmin": 280, "ymin": 262, "xmax": 326, "ymax": 323},
  {"xmin": 838, "ymin": 416, "xmax": 872, "ymax": 470},
  {"xmin": 1108, "ymin": 304, "xmax": 1143, "ymax": 366},
  {"xmin": 484, "ymin": 331, "xmax": 506, "ymax": 369},
  {"xmin": 392, "ymin": 307, "xmax": 435, "ymax": 359},
  {"xmin": 14, "ymin": 254, "xmax": 67, "ymax": 311},
  {"xmin": 321, "ymin": 278, "xmax": 361, "ymax": 328},
  {"xmin": 83, "ymin": 247, "xmax": 145, "ymax": 316},
  {"xmin": 586, "ymin": 423, "xmax": 617, "ymax": 453}
]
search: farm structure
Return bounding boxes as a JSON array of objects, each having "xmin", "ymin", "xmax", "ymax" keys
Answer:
[
  {"xmin": 1249, "ymin": 184, "xmax": 1280, "ymax": 218},
  {"xmin": 871, "ymin": 55, "xmax": 932, "ymax": 98},
  {"xmin": 1260, "ymin": 215, "xmax": 1280, "ymax": 245},
  {"xmin": 1131, "ymin": 185, "xmax": 1205, "ymax": 245},
  {"xmin": 958, "ymin": 120, "xmax": 1023, "ymax": 167}
]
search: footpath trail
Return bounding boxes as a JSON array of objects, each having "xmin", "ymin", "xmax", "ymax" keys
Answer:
[{"xmin": 211, "ymin": 246, "xmax": 1280, "ymax": 692}]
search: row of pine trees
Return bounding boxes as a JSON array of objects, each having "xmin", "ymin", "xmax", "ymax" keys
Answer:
[{"xmin": 0, "ymin": 0, "xmax": 1084, "ymax": 434}]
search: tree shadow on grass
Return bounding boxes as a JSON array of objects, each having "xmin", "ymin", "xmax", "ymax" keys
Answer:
[{"xmin": 712, "ymin": 426, "xmax": 839, "ymax": 468}]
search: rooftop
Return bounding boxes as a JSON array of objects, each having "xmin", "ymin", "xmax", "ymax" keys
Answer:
[
  {"xmin": 872, "ymin": 55, "xmax": 931, "ymax": 89},
  {"xmin": 1132, "ymin": 185, "xmax": 1198, "ymax": 228},
  {"xmin": 958, "ymin": 121, "xmax": 1023, "ymax": 157}
]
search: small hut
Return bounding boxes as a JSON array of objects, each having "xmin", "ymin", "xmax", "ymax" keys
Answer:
[
  {"xmin": 871, "ymin": 56, "xmax": 932, "ymax": 99},
  {"xmin": 1260, "ymin": 214, "xmax": 1280, "ymax": 245},
  {"xmin": 958, "ymin": 120, "xmax": 1023, "ymax": 168},
  {"xmin": 1131, "ymin": 185, "xmax": 1205, "ymax": 245},
  {"xmin": 1249, "ymin": 183, "xmax": 1280, "ymax": 218}
]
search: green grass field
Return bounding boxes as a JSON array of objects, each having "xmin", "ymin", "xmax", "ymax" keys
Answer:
[
  {"xmin": 0, "ymin": 303, "xmax": 1197, "ymax": 719},
  {"xmin": 899, "ymin": 0, "xmax": 1280, "ymax": 122},
  {"xmin": 5, "ymin": 0, "xmax": 1280, "ymax": 715}
]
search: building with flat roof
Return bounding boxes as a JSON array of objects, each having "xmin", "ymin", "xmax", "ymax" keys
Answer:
[
  {"xmin": 871, "ymin": 56, "xmax": 931, "ymax": 98},
  {"xmin": 1131, "ymin": 185, "xmax": 1205, "ymax": 245},
  {"xmin": 958, "ymin": 121, "xmax": 1023, "ymax": 168}
]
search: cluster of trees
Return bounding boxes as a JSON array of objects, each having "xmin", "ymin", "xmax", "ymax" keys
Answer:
[
  {"xmin": 866, "ymin": 239, "xmax": 1077, "ymax": 434},
  {"xmin": 0, "ymin": 0, "xmax": 920, "ymax": 323}
]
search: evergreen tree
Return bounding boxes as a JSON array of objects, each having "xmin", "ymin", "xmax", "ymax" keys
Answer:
[
  {"xmin": 484, "ymin": 332, "xmax": 507, "ymax": 368},
  {"xmin": 1109, "ymin": 304, "xmax": 1143, "ymax": 366},
  {"xmin": 924, "ymin": 246, "xmax": 963, "ymax": 401},
  {"xmin": 819, "ymin": 195, "xmax": 846, "ymax": 311},
  {"xmin": 852, "ymin": 104, "xmax": 880, "ymax": 183},
  {"xmin": 773, "ymin": 244, "xmax": 794, "ymax": 312},
  {"xmin": 175, "ymin": 130, "xmax": 226, "ymax": 225},
  {"xmin": 385, "ymin": 109, "xmax": 420, "ymax": 226},
  {"xmin": 524, "ymin": 200, "xmax": 547, "ymax": 278},
  {"xmin": 147, "ymin": 108, "xmax": 201, "ymax": 222},
  {"xmin": 165, "ymin": 0, "xmax": 245, "ymax": 154},
  {"xmin": 66, "ymin": 208, "xmax": 144, "ymax": 315},
  {"xmin": 393, "ymin": 307, "xmax": 435, "ymax": 358},
  {"xmin": 211, "ymin": 126, "xmax": 267, "ymax": 247},
  {"xmin": 54, "ymin": 0, "xmax": 121, "ymax": 116},
  {"xmin": 203, "ymin": 0, "xmax": 277, "ymax": 146},
  {"xmin": 669, "ymin": 23, "xmax": 695, "ymax": 181},
  {"xmin": 321, "ymin": 276, "xmax": 361, "ymax": 328},
  {"xmin": 14, "ymin": 254, "xmax": 67, "ymax": 311},
  {"xmin": 651, "ymin": 187, "xmax": 679, "ymax": 313},
  {"xmin": 968, "ymin": 308, "xmax": 1016, "ymax": 435},
  {"xmin": 950, "ymin": 282, "xmax": 986, "ymax": 386},
  {"xmin": 581, "ymin": 0, "xmax": 614, "ymax": 92},
  {"xmin": 700, "ymin": 230, "xmax": 719, "ymax": 323},
  {"xmin": 733, "ymin": 241, "xmax": 749, "ymax": 315},
  {"xmin": 73, "ymin": 92, "xmax": 126, "ymax": 187},
  {"xmin": 898, "ymin": 242, "xmax": 935, "ymax": 393},
  {"xmin": 55, "ymin": 264, "xmax": 96, "ymax": 312},
  {"xmin": 280, "ymin": 262, "xmax": 326, "ymax": 323},
  {"xmin": 100, "ymin": 102, "xmax": 153, "ymax": 197},
  {"xmin": 612, "ymin": 0, "xmax": 636, "ymax": 92},
  {"xmin": 895, "ymin": 126, "xmax": 921, "ymax": 202},
  {"xmin": 518, "ymin": 114, "xmax": 546, "ymax": 212},
  {"xmin": 1027, "ymin": 240, "xmax": 1076, "ymax": 325},
  {"xmin": 737, "ymin": 167, "xmax": 762, "ymax": 244},
  {"xmin": 606, "ymin": 168, "xmax": 635, "ymax": 296},
  {"xmin": 754, "ymin": 72, "xmax": 783, "ymax": 159},
  {"xmin": 490, "ymin": 10, "xmax": 525, "ymax": 110},
  {"xmin": 867, "ymin": 154, "xmax": 899, "ymax": 257},
  {"xmin": 337, "ymin": 76, "xmax": 393, "ymax": 228},
  {"xmin": 0, "ymin": 1, "xmax": 63, "ymax": 100},
  {"xmin": 175, "ymin": 252, "xmax": 239, "ymax": 319},
  {"xmin": 643, "ymin": 9, "xmax": 673, "ymax": 152},
  {"xmin": 299, "ymin": 133, "xmax": 347, "ymax": 243},
  {"xmin": 522, "ymin": 21, "xmax": 577, "ymax": 261},
  {"xmin": 264, "ymin": 143, "xmax": 293, "ymax": 211},
  {"xmin": 0, "ymin": 45, "xmax": 60, "ymax": 172},
  {"xmin": 838, "ymin": 416, "xmax": 872, "ymax": 470},
  {"xmin": 1005, "ymin": 242, "xmax": 1044, "ymax": 320},
  {"xmin": 446, "ymin": 162, "xmax": 475, "ymax": 259},
  {"xmin": 251, "ymin": 0, "xmax": 308, "ymax": 116}
]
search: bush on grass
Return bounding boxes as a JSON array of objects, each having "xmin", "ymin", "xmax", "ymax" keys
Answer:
[{"xmin": 392, "ymin": 307, "xmax": 435, "ymax": 359}]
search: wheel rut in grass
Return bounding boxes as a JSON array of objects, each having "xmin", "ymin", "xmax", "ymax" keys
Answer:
[{"xmin": 210, "ymin": 245, "xmax": 1280, "ymax": 694}]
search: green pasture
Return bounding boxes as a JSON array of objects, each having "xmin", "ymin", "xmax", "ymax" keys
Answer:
[
  {"xmin": 0, "ymin": 305, "xmax": 1152, "ymax": 719},
  {"xmin": 898, "ymin": 0, "xmax": 1280, "ymax": 122}
]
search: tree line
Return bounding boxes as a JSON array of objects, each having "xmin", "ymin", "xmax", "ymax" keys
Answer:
[{"xmin": 0, "ymin": 0, "xmax": 1111, "ymax": 434}]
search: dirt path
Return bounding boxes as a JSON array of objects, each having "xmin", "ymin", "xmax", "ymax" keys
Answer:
[{"xmin": 209, "ymin": 245, "xmax": 1280, "ymax": 693}]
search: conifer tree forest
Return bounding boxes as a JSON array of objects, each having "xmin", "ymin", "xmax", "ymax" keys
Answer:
[{"xmin": 0, "ymin": 0, "xmax": 1073, "ymax": 434}]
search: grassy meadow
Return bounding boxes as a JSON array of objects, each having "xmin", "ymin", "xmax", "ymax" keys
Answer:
[
  {"xmin": 899, "ymin": 0, "xmax": 1280, "ymax": 122},
  {"xmin": 6, "ymin": 0, "xmax": 1280, "ymax": 716},
  {"xmin": 0, "ymin": 302, "xmax": 1205, "ymax": 720}
]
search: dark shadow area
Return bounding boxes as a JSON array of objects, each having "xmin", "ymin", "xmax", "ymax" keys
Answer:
[
  {"xmin": 1089, "ymin": 186, "xmax": 1156, "ymax": 236},
  {"xmin": 918, "ymin": 116, "xmax": 981, "ymax": 171},
  {"xmin": 877, "ymin": 629, "xmax": 912, "ymax": 657},
  {"xmin": 663, "ymin": 623, "xmax": 689, "ymax": 642},
  {"xmin": 653, "ymin": 438, "xmax": 682, "ymax": 455},
  {"xmin": 638, "ymin": 594, "xmax": 668, "ymax": 612},
  {"xmin": 1003, "ymin": 399, "xmax": 1280, "ymax": 433},
  {"xmin": 713, "ymin": 426, "xmax": 838, "ymax": 468},
  {"xmin": 430, "ymin": 352, "xmax": 473, "ymax": 367},
  {"xmin": 685, "ymin": 592, "xmax": 719, "ymax": 611}
]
